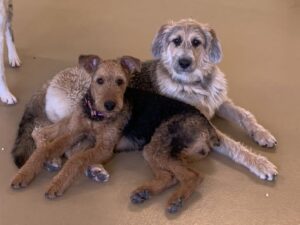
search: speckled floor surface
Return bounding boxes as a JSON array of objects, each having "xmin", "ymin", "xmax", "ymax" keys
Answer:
[{"xmin": 0, "ymin": 0, "xmax": 299, "ymax": 224}]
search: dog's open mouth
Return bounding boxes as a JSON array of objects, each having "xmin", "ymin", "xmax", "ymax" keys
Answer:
[
  {"xmin": 82, "ymin": 91, "xmax": 106, "ymax": 121},
  {"xmin": 90, "ymin": 109, "xmax": 105, "ymax": 118}
]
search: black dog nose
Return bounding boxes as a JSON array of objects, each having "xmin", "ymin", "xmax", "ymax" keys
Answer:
[
  {"xmin": 104, "ymin": 101, "xmax": 116, "ymax": 111},
  {"xmin": 178, "ymin": 58, "xmax": 192, "ymax": 69}
]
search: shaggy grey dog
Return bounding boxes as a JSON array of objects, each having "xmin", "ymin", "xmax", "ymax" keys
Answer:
[{"xmin": 129, "ymin": 19, "xmax": 277, "ymax": 180}]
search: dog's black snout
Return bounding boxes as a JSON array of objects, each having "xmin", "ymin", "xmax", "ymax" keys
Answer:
[
  {"xmin": 178, "ymin": 58, "xmax": 192, "ymax": 69},
  {"xmin": 104, "ymin": 101, "xmax": 116, "ymax": 111}
]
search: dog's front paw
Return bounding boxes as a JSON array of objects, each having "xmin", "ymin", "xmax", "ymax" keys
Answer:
[
  {"xmin": 0, "ymin": 89, "xmax": 17, "ymax": 104},
  {"xmin": 130, "ymin": 189, "xmax": 151, "ymax": 204},
  {"xmin": 250, "ymin": 155, "xmax": 278, "ymax": 181},
  {"xmin": 85, "ymin": 165, "xmax": 110, "ymax": 183},
  {"xmin": 45, "ymin": 183, "xmax": 64, "ymax": 200},
  {"xmin": 252, "ymin": 128, "xmax": 277, "ymax": 148},
  {"xmin": 11, "ymin": 172, "xmax": 34, "ymax": 189},
  {"xmin": 167, "ymin": 198, "xmax": 183, "ymax": 214}
]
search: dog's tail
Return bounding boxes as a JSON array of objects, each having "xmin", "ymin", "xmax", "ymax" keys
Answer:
[{"xmin": 11, "ymin": 87, "xmax": 48, "ymax": 168}]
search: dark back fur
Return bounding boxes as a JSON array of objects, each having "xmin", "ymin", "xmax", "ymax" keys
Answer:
[{"xmin": 123, "ymin": 87, "xmax": 205, "ymax": 150}]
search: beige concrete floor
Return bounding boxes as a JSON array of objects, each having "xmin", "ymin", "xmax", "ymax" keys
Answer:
[{"xmin": 1, "ymin": 0, "xmax": 300, "ymax": 224}]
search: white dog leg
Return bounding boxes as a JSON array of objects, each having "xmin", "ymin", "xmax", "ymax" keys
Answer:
[
  {"xmin": 217, "ymin": 99, "xmax": 277, "ymax": 148},
  {"xmin": 5, "ymin": 6, "xmax": 20, "ymax": 67},
  {"xmin": 213, "ymin": 129, "xmax": 278, "ymax": 181},
  {"xmin": 6, "ymin": 25, "xmax": 20, "ymax": 67},
  {"xmin": 0, "ymin": 3, "xmax": 16, "ymax": 104}
]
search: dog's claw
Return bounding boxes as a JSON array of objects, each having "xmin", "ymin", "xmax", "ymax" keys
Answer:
[
  {"xmin": 250, "ymin": 155, "xmax": 278, "ymax": 181},
  {"xmin": 11, "ymin": 181, "xmax": 27, "ymax": 189},
  {"xmin": 252, "ymin": 129, "xmax": 277, "ymax": 148},
  {"xmin": 10, "ymin": 172, "xmax": 34, "ymax": 189},
  {"xmin": 167, "ymin": 198, "xmax": 183, "ymax": 214},
  {"xmin": 8, "ymin": 49, "xmax": 21, "ymax": 68},
  {"xmin": 45, "ymin": 184, "xmax": 64, "ymax": 199},
  {"xmin": 45, "ymin": 191, "xmax": 62, "ymax": 200},
  {"xmin": 0, "ymin": 89, "xmax": 17, "ymax": 104},
  {"xmin": 130, "ymin": 190, "xmax": 150, "ymax": 204}
]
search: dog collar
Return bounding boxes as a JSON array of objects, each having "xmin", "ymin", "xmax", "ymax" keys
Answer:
[{"xmin": 82, "ymin": 91, "xmax": 105, "ymax": 121}]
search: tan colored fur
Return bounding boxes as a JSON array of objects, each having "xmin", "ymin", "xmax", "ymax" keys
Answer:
[{"xmin": 11, "ymin": 57, "xmax": 132, "ymax": 198}]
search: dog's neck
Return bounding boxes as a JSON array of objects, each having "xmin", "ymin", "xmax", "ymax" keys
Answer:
[
  {"xmin": 154, "ymin": 62, "xmax": 227, "ymax": 119},
  {"xmin": 82, "ymin": 90, "xmax": 105, "ymax": 121}
]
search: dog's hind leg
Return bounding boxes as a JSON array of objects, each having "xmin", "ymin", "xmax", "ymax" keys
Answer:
[
  {"xmin": 31, "ymin": 122, "xmax": 63, "ymax": 148},
  {"xmin": 32, "ymin": 123, "xmax": 66, "ymax": 172},
  {"xmin": 131, "ymin": 140, "xmax": 201, "ymax": 214},
  {"xmin": 130, "ymin": 165, "xmax": 177, "ymax": 204},
  {"xmin": 0, "ymin": 2, "xmax": 16, "ymax": 104},
  {"xmin": 217, "ymin": 99, "xmax": 277, "ymax": 148},
  {"xmin": 45, "ymin": 143, "xmax": 114, "ymax": 199},
  {"xmin": 165, "ymin": 163, "xmax": 202, "ymax": 214},
  {"xmin": 5, "ymin": 0, "xmax": 20, "ymax": 67},
  {"xmin": 213, "ymin": 129, "xmax": 278, "ymax": 181},
  {"xmin": 11, "ymin": 132, "xmax": 77, "ymax": 189}
]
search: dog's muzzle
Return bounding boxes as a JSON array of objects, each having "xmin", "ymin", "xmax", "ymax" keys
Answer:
[{"xmin": 178, "ymin": 57, "xmax": 192, "ymax": 69}]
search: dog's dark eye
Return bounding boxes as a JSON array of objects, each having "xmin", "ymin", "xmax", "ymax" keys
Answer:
[
  {"xmin": 96, "ymin": 78, "xmax": 104, "ymax": 85},
  {"xmin": 192, "ymin": 39, "xmax": 201, "ymax": 47},
  {"xmin": 116, "ymin": 79, "xmax": 124, "ymax": 86},
  {"xmin": 172, "ymin": 37, "xmax": 182, "ymax": 47}
]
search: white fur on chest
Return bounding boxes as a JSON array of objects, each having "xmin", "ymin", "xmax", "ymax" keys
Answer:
[{"xmin": 156, "ymin": 67, "xmax": 227, "ymax": 119}]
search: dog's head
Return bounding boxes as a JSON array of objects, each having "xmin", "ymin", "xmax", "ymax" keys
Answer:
[
  {"xmin": 79, "ymin": 55, "xmax": 141, "ymax": 118},
  {"xmin": 152, "ymin": 19, "xmax": 222, "ymax": 83}
]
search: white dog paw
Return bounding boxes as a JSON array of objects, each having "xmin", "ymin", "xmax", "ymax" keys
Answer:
[
  {"xmin": 8, "ymin": 53, "xmax": 21, "ymax": 68},
  {"xmin": 85, "ymin": 164, "xmax": 110, "ymax": 183},
  {"xmin": 250, "ymin": 155, "xmax": 278, "ymax": 181},
  {"xmin": 44, "ymin": 158, "xmax": 62, "ymax": 172},
  {"xmin": 0, "ymin": 89, "xmax": 17, "ymax": 104},
  {"xmin": 252, "ymin": 128, "xmax": 277, "ymax": 148}
]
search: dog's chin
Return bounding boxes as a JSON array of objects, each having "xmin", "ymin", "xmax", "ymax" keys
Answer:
[
  {"xmin": 169, "ymin": 65, "xmax": 207, "ymax": 84},
  {"xmin": 103, "ymin": 108, "xmax": 122, "ymax": 119},
  {"xmin": 170, "ymin": 70, "xmax": 197, "ymax": 84},
  {"xmin": 174, "ymin": 66, "xmax": 195, "ymax": 75}
]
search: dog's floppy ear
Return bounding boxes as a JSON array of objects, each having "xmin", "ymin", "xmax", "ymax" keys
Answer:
[
  {"xmin": 203, "ymin": 26, "xmax": 222, "ymax": 64},
  {"xmin": 120, "ymin": 56, "xmax": 141, "ymax": 75},
  {"xmin": 78, "ymin": 55, "xmax": 101, "ymax": 73},
  {"xmin": 152, "ymin": 21, "xmax": 174, "ymax": 59}
]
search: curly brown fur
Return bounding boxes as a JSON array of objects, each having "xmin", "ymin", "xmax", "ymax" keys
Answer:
[
  {"xmin": 10, "ymin": 55, "xmax": 138, "ymax": 196},
  {"xmin": 131, "ymin": 114, "xmax": 219, "ymax": 213}
]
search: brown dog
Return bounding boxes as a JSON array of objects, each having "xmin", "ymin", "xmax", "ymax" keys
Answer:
[{"xmin": 10, "ymin": 55, "xmax": 137, "ymax": 198}]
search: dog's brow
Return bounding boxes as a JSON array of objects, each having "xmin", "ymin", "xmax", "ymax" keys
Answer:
[
  {"xmin": 189, "ymin": 26, "xmax": 205, "ymax": 37},
  {"xmin": 188, "ymin": 26, "xmax": 206, "ymax": 46},
  {"xmin": 166, "ymin": 26, "xmax": 183, "ymax": 41}
]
